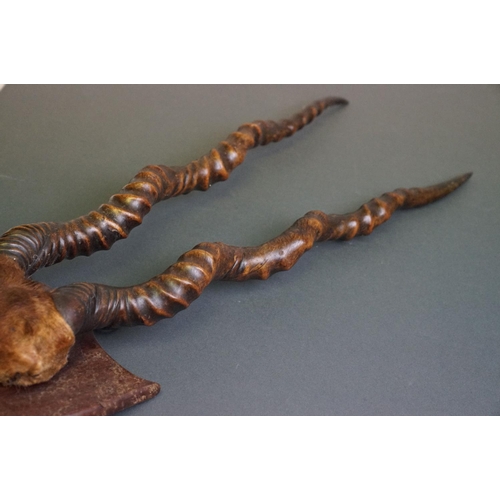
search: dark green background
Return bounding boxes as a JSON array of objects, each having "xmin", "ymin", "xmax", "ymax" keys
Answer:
[{"xmin": 0, "ymin": 85, "xmax": 498, "ymax": 415}]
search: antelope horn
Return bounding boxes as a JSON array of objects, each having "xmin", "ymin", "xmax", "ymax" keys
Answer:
[
  {"xmin": 52, "ymin": 173, "xmax": 472, "ymax": 333},
  {"xmin": 0, "ymin": 97, "xmax": 348, "ymax": 276}
]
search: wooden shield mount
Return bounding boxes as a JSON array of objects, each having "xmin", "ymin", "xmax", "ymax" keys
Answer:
[{"xmin": 0, "ymin": 331, "xmax": 160, "ymax": 416}]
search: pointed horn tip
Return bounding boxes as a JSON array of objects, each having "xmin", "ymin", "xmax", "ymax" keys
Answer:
[
  {"xmin": 326, "ymin": 96, "xmax": 349, "ymax": 106},
  {"xmin": 454, "ymin": 172, "xmax": 473, "ymax": 185}
]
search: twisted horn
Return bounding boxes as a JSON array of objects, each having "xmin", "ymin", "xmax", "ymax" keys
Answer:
[
  {"xmin": 0, "ymin": 97, "xmax": 348, "ymax": 276},
  {"xmin": 52, "ymin": 173, "xmax": 472, "ymax": 333}
]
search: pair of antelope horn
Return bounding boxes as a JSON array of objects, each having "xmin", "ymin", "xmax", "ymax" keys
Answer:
[{"xmin": 0, "ymin": 97, "xmax": 471, "ymax": 387}]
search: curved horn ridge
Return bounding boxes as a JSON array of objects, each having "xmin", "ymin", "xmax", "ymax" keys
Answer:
[
  {"xmin": 53, "ymin": 173, "xmax": 472, "ymax": 333},
  {"xmin": 0, "ymin": 97, "xmax": 348, "ymax": 275}
]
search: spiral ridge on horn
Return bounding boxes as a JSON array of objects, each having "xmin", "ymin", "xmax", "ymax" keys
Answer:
[
  {"xmin": 0, "ymin": 97, "xmax": 347, "ymax": 275},
  {"xmin": 52, "ymin": 173, "xmax": 471, "ymax": 333}
]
